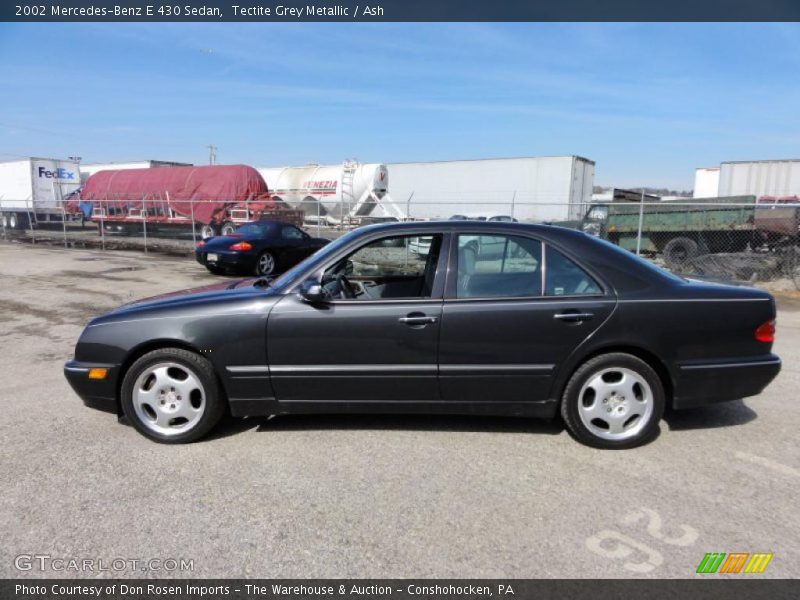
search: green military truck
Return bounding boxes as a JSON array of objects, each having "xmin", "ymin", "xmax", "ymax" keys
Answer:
[{"xmin": 556, "ymin": 195, "xmax": 800, "ymax": 268}]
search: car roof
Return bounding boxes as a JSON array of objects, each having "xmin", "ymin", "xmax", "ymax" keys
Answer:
[{"xmin": 356, "ymin": 219, "xmax": 556, "ymax": 236}]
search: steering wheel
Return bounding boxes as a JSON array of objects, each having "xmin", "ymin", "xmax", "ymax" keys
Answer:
[{"xmin": 336, "ymin": 273, "xmax": 357, "ymax": 299}]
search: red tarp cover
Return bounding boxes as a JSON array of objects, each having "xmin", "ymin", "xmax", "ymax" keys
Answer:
[{"xmin": 77, "ymin": 165, "xmax": 273, "ymax": 223}]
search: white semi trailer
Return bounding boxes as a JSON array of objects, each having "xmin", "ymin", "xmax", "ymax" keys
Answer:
[
  {"xmin": 257, "ymin": 160, "xmax": 401, "ymax": 224},
  {"xmin": 718, "ymin": 159, "xmax": 800, "ymax": 198},
  {"xmin": 79, "ymin": 160, "xmax": 192, "ymax": 183},
  {"xmin": 0, "ymin": 157, "xmax": 82, "ymax": 229},
  {"xmin": 386, "ymin": 155, "xmax": 595, "ymax": 222}
]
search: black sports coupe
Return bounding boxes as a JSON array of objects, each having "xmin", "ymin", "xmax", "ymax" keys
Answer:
[
  {"xmin": 65, "ymin": 221, "xmax": 781, "ymax": 448},
  {"xmin": 195, "ymin": 220, "xmax": 329, "ymax": 276}
]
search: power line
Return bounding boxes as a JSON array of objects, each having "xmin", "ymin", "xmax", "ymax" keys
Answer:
[{"xmin": 207, "ymin": 144, "xmax": 217, "ymax": 165}]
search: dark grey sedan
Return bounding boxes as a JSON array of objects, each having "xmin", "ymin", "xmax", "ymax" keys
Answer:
[{"xmin": 65, "ymin": 221, "xmax": 780, "ymax": 448}]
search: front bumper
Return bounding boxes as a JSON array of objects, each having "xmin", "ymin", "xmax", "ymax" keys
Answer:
[
  {"xmin": 672, "ymin": 354, "xmax": 781, "ymax": 409},
  {"xmin": 195, "ymin": 250, "xmax": 256, "ymax": 271},
  {"xmin": 64, "ymin": 360, "xmax": 120, "ymax": 414}
]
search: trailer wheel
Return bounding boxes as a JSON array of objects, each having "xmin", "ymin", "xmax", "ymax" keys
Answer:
[
  {"xmin": 200, "ymin": 224, "xmax": 217, "ymax": 239},
  {"xmin": 1, "ymin": 214, "xmax": 7, "ymax": 229},
  {"xmin": 663, "ymin": 237, "xmax": 699, "ymax": 267},
  {"xmin": 9, "ymin": 213, "xmax": 27, "ymax": 230},
  {"xmin": 220, "ymin": 221, "xmax": 236, "ymax": 236}
]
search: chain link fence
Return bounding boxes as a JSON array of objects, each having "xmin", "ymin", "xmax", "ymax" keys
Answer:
[{"xmin": 2, "ymin": 195, "xmax": 799, "ymax": 291}]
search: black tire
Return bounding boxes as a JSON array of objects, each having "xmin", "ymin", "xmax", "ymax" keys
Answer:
[
  {"xmin": 663, "ymin": 237, "xmax": 699, "ymax": 267},
  {"xmin": 205, "ymin": 265, "xmax": 225, "ymax": 275},
  {"xmin": 560, "ymin": 353, "xmax": 665, "ymax": 449},
  {"xmin": 120, "ymin": 348, "xmax": 225, "ymax": 444},
  {"xmin": 255, "ymin": 250, "xmax": 277, "ymax": 276},
  {"xmin": 220, "ymin": 221, "xmax": 237, "ymax": 236}
]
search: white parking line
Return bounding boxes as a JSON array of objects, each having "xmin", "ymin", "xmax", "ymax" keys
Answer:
[{"xmin": 735, "ymin": 451, "xmax": 800, "ymax": 478}]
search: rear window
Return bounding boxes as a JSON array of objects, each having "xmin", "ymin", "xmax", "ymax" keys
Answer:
[{"xmin": 236, "ymin": 222, "xmax": 276, "ymax": 236}]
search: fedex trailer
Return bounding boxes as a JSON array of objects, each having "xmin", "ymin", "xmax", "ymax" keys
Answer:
[{"xmin": 0, "ymin": 157, "xmax": 82, "ymax": 229}]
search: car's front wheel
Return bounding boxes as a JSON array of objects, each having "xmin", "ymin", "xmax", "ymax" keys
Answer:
[
  {"xmin": 120, "ymin": 348, "xmax": 225, "ymax": 443},
  {"xmin": 560, "ymin": 353, "xmax": 664, "ymax": 449}
]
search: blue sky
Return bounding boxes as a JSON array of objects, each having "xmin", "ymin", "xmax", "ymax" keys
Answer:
[{"xmin": 1, "ymin": 23, "xmax": 799, "ymax": 189}]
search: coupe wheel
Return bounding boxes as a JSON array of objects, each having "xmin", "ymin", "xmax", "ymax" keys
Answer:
[
  {"xmin": 120, "ymin": 348, "xmax": 225, "ymax": 443},
  {"xmin": 255, "ymin": 251, "xmax": 276, "ymax": 276},
  {"xmin": 560, "ymin": 353, "xmax": 664, "ymax": 449}
]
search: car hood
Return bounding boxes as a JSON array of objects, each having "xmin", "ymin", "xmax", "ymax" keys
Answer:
[{"xmin": 109, "ymin": 278, "xmax": 274, "ymax": 314}]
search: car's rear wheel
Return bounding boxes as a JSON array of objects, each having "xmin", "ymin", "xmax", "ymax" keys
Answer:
[
  {"xmin": 120, "ymin": 348, "xmax": 225, "ymax": 443},
  {"xmin": 560, "ymin": 353, "xmax": 664, "ymax": 449},
  {"xmin": 255, "ymin": 250, "xmax": 276, "ymax": 276}
]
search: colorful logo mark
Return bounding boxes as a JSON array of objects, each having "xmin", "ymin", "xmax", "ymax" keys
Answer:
[{"xmin": 696, "ymin": 552, "xmax": 773, "ymax": 574}]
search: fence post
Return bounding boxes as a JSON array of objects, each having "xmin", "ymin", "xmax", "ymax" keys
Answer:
[
  {"xmin": 28, "ymin": 199, "xmax": 35, "ymax": 244},
  {"xmin": 100, "ymin": 199, "xmax": 106, "ymax": 251},
  {"xmin": 636, "ymin": 188, "xmax": 645, "ymax": 256},
  {"xmin": 61, "ymin": 205, "xmax": 68, "ymax": 248},
  {"xmin": 406, "ymin": 192, "xmax": 413, "ymax": 222},
  {"xmin": 190, "ymin": 198, "xmax": 197, "ymax": 244},
  {"xmin": 511, "ymin": 190, "xmax": 517, "ymax": 220},
  {"xmin": 142, "ymin": 194, "xmax": 148, "ymax": 254},
  {"xmin": 316, "ymin": 201, "xmax": 320, "ymax": 237}
]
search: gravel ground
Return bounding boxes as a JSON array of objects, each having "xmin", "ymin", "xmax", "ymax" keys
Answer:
[{"xmin": 0, "ymin": 241, "xmax": 798, "ymax": 579}]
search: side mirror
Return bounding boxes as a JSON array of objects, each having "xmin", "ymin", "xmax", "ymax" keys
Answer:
[{"xmin": 299, "ymin": 279, "xmax": 326, "ymax": 303}]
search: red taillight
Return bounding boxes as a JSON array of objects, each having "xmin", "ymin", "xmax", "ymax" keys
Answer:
[
  {"xmin": 196, "ymin": 240, "xmax": 205, "ymax": 248},
  {"xmin": 229, "ymin": 241, "xmax": 253, "ymax": 251},
  {"xmin": 755, "ymin": 320, "xmax": 775, "ymax": 343}
]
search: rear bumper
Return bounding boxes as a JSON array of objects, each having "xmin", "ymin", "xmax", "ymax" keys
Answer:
[
  {"xmin": 195, "ymin": 250, "xmax": 255, "ymax": 271},
  {"xmin": 64, "ymin": 360, "xmax": 120, "ymax": 414},
  {"xmin": 672, "ymin": 355, "xmax": 781, "ymax": 409}
]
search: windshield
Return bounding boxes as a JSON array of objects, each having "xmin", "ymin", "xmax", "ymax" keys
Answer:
[{"xmin": 235, "ymin": 222, "xmax": 277, "ymax": 236}]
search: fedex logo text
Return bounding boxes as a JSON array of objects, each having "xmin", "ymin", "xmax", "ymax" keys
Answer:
[
  {"xmin": 38, "ymin": 167, "xmax": 75, "ymax": 180},
  {"xmin": 696, "ymin": 552, "xmax": 773, "ymax": 574}
]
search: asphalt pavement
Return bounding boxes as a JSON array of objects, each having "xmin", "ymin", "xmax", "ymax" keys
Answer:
[{"xmin": 0, "ymin": 241, "xmax": 797, "ymax": 578}]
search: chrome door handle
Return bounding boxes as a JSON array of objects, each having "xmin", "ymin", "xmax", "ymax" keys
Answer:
[
  {"xmin": 553, "ymin": 312, "xmax": 594, "ymax": 322},
  {"xmin": 398, "ymin": 316, "xmax": 439, "ymax": 325}
]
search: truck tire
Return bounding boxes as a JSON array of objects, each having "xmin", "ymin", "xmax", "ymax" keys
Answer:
[
  {"xmin": 220, "ymin": 221, "xmax": 236, "ymax": 236},
  {"xmin": 200, "ymin": 224, "xmax": 217, "ymax": 239},
  {"xmin": 663, "ymin": 237, "xmax": 699, "ymax": 267}
]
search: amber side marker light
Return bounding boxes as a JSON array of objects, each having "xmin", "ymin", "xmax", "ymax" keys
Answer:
[
  {"xmin": 755, "ymin": 320, "xmax": 776, "ymax": 343},
  {"xmin": 88, "ymin": 368, "xmax": 108, "ymax": 380}
]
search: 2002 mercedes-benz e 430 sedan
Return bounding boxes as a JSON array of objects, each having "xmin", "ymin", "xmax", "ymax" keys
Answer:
[{"xmin": 65, "ymin": 221, "xmax": 781, "ymax": 448}]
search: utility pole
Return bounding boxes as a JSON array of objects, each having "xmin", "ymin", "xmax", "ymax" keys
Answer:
[{"xmin": 207, "ymin": 145, "xmax": 217, "ymax": 165}]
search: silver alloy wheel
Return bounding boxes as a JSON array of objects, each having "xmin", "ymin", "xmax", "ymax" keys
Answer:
[
  {"xmin": 200, "ymin": 224, "xmax": 215, "ymax": 239},
  {"xmin": 221, "ymin": 222, "xmax": 236, "ymax": 236},
  {"xmin": 577, "ymin": 367, "xmax": 653, "ymax": 441},
  {"xmin": 131, "ymin": 362, "xmax": 206, "ymax": 436},
  {"xmin": 258, "ymin": 252, "xmax": 275, "ymax": 275},
  {"xmin": 9, "ymin": 213, "xmax": 18, "ymax": 229}
]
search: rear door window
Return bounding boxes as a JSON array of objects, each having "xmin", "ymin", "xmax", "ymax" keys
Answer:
[
  {"xmin": 455, "ymin": 234, "xmax": 542, "ymax": 298},
  {"xmin": 545, "ymin": 246, "xmax": 602, "ymax": 296}
]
